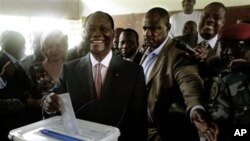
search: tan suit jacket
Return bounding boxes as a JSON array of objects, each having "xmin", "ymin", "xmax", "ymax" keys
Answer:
[{"xmin": 141, "ymin": 38, "xmax": 204, "ymax": 140}]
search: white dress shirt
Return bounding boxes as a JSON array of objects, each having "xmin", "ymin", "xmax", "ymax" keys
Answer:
[
  {"xmin": 198, "ymin": 33, "xmax": 219, "ymax": 49},
  {"xmin": 123, "ymin": 50, "xmax": 138, "ymax": 62}
]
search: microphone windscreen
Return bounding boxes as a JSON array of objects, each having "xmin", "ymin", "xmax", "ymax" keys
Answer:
[{"xmin": 174, "ymin": 39, "xmax": 197, "ymax": 54}]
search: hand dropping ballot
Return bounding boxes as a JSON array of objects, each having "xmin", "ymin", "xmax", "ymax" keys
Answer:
[
  {"xmin": 8, "ymin": 93, "xmax": 120, "ymax": 141},
  {"xmin": 59, "ymin": 93, "xmax": 79, "ymax": 135}
]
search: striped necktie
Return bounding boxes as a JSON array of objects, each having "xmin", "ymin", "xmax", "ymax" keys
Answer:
[
  {"xmin": 199, "ymin": 40, "xmax": 209, "ymax": 48},
  {"xmin": 199, "ymin": 40, "xmax": 211, "ymax": 50}
]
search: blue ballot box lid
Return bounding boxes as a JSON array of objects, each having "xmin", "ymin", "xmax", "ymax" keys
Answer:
[{"xmin": 9, "ymin": 116, "xmax": 120, "ymax": 141}]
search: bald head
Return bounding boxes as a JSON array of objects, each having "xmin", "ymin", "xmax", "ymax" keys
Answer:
[
  {"xmin": 83, "ymin": 11, "xmax": 115, "ymax": 61},
  {"xmin": 1, "ymin": 30, "xmax": 25, "ymax": 59},
  {"xmin": 84, "ymin": 11, "xmax": 114, "ymax": 30}
]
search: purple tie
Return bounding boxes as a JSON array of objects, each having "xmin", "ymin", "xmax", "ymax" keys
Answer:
[{"xmin": 94, "ymin": 63, "xmax": 102, "ymax": 98}]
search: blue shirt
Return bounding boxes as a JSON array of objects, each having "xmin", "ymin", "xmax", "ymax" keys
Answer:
[{"xmin": 142, "ymin": 37, "xmax": 169, "ymax": 83}]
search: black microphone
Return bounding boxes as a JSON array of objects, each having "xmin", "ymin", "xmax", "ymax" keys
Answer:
[{"xmin": 174, "ymin": 39, "xmax": 197, "ymax": 54}]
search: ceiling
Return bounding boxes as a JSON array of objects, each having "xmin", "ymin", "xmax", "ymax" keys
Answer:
[
  {"xmin": 80, "ymin": 0, "xmax": 250, "ymax": 16},
  {"xmin": 0, "ymin": 0, "xmax": 249, "ymax": 19}
]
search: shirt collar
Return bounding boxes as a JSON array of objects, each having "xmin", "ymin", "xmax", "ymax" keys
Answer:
[
  {"xmin": 146, "ymin": 36, "xmax": 169, "ymax": 56},
  {"xmin": 90, "ymin": 51, "xmax": 112, "ymax": 68},
  {"xmin": 198, "ymin": 34, "xmax": 218, "ymax": 49},
  {"xmin": 123, "ymin": 49, "xmax": 138, "ymax": 61},
  {"xmin": 3, "ymin": 50, "xmax": 17, "ymax": 63}
]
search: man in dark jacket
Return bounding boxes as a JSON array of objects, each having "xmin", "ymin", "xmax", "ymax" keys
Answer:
[
  {"xmin": 0, "ymin": 30, "xmax": 30, "ymax": 140},
  {"xmin": 42, "ymin": 11, "xmax": 147, "ymax": 141}
]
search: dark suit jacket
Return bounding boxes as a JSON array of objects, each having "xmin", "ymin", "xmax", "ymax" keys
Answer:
[
  {"xmin": 53, "ymin": 53, "xmax": 147, "ymax": 141},
  {"xmin": 0, "ymin": 52, "xmax": 29, "ymax": 101},
  {"xmin": 67, "ymin": 42, "xmax": 89, "ymax": 61},
  {"xmin": 140, "ymin": 38, "xmax": 204, "ymax": 141},
  {"xmin": 0, "ymin": 51, "xmax": 30, "ymax": 140},
  {"xmin": 133, "ymin": 51, "xmax": 143, "ymax": 64},
  {"xmin": 175, "ymin": 33, "xmax": 221, "ymax": 58}
]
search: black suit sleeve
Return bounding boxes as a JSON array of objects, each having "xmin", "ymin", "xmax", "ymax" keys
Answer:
[
  {"xmin": 125, "ymin": 66, "xmax": 148, "ymax": 140},
  {"xmin": 53, "ymin": 64, "xmax": 68, "ymax": 94}
]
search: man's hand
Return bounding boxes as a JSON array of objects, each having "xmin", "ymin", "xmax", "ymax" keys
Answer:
[
  {"xmin": 229, "ymin": 58, "xmax": 247, "ymax": 67},
  {"xmin": 43, "ymin": 93, "xmax": 61, "ymax": 114},
  {"xmin": 192, "ymin": 109, "xmax": 209, "ymax": 133},
  {"xmin": 206, "ymin": 122, "xmax": 219, "ymax": 141},
  {"xmin": 192, "ymin": 109, "xmax": 219, "ymax": 141},
  {"xmin": 185, "ymin": 45, "xmax": 209, "ymax": 62},
  {"xmin": 0, "ymin": 61, "xmax": 15, "ymax": 79},
  {"xmin": 194, "ymin": 47, "xmax": 209, "ymax": 62}
]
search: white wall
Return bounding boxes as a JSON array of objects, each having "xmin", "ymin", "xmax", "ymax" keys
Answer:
[
  {"xmin": 1, "ymin": 0, "xmax": 249, "ymax": 19},
  {"xmin": 0, "ymin": 0, "xmax": 80, "ymax": 20},
  {"xmin": 0, "ymin": 0, "xmax": 249, "ymax": 19},
  {"xmin": 80, "ymin": 0, "xmax": 250, "ymax": 16}
]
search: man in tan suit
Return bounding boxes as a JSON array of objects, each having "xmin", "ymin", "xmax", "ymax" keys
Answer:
[{"xmin": 141, "ymin": 7, "xmax": 217, "ymax": 141}]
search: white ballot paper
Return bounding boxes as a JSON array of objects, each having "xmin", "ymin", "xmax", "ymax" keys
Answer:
[{"xmin": 59, "ymin": 93, "xmax": 79, "ymax": 135}]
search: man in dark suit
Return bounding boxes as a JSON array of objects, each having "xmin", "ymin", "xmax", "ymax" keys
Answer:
[
  {"xmin": 0, "ymin": 31, "xmax": 29, "ymax": 141},
  {"xmin": 141, "ymin": 7, "xmax": 217, "ymax": 141},
  {"xmin": 177, "ymin": 2, "xmax": 227, "ymax": 109},
  {"xmin": 42, "ymin": 11, "xmax": 147, "ymax": 141},
  {"xmin": 177, "ymin": 2, "xmax": 226, "ymax": 61},
  {"xmin": 118, "ymin": 28, "xmax": 142, "ymax": 64}
]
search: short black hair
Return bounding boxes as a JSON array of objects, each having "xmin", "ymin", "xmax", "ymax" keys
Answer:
[
  {"xmin": 115, "ymin": 27, "xmax": 124, "ymax": 32},
  {"xmin": 182, "ymin": 0, "xmax": 196, "ymax": 4},
  {"xmin": 146, "ymin": 7, "xmax": 169, "ymax": 25},
  {"xmin": 83, "ymin": 11, "xmax": 114, "ymax": 29},
  {"xmin": 122, "ymin": 28, "xmax": 139, "ymax": 45},
  {"xmin": 205, "ymin": 2, "xmax": 226, "ymax": 12},
  {"xmin": 185, "ymin": 20, "xmax": 197, "ymax": 26}
]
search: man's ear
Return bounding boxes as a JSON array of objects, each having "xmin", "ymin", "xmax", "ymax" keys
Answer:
[
  {"xmin": 81, "ymin": 28, "xmax": 86, "ymax": 39},
  {"xmin": 222, "ymin": 18, "xmax": 226, "ymax": 26},
  {"xmin": 111, "ymin": 29, "xmax": 115, "ymax": 40},
  {"xmin": 166, "ymin": 23, "xmax": 171, "ymax": 32}
]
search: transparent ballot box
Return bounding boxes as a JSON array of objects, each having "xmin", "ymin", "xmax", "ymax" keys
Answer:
[{"xmin": 9, "ymin": 116, "xmax": 120, "ymax": 141}]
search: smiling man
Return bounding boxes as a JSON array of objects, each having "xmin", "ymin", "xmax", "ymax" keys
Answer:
[
  {"xmin": 176, "ymin": 2, "xmax": 227, "ymax": 84},
  {"xmin": 175, "ymin": 3, "xmax": 227, "ymax": 140},
  {"xmin": 42, "ymin": 11, "xmax": 147, "ymax": 141},
  {"xmin": 198, "ymin": 2, "xmax": 226, "ymax": 55},
  {"xmin": 178, "ymin": 2, "xmax": 227, "ymax": 58}
]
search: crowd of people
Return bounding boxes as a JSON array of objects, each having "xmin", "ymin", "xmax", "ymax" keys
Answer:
[{"xmin": 0, "ymin": 0, "xmax": 250, "ymax": 141}]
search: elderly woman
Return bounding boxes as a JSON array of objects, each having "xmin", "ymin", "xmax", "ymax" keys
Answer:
[{"xmin": 27, "ymin": 30, "xmax": 68, "ymax": 122}]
